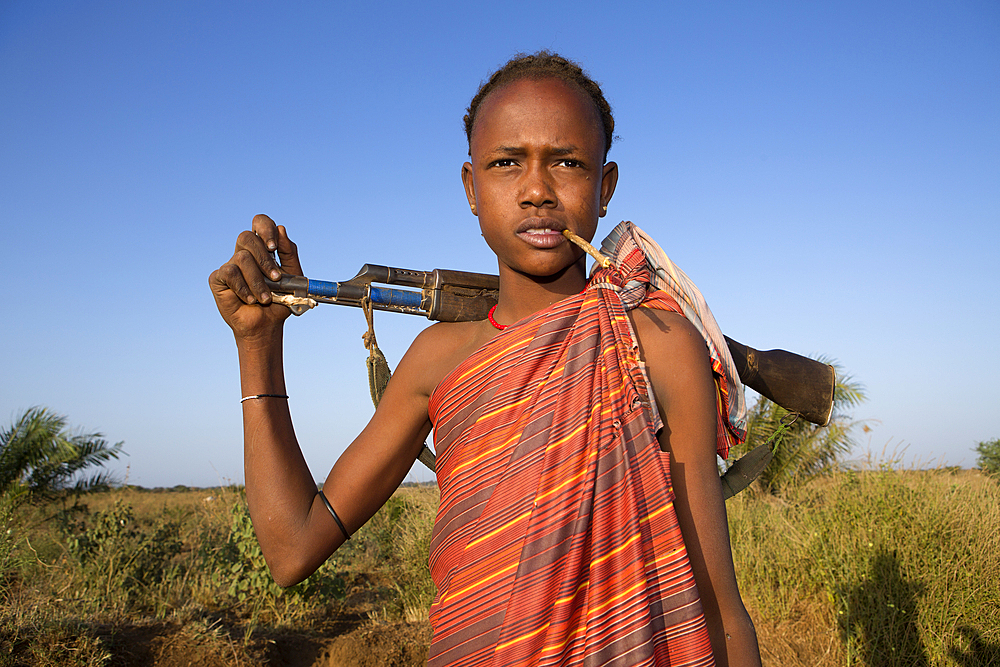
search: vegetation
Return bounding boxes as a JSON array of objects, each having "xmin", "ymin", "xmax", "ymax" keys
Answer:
[
  {"xmin": 0, "ymin": 484, "xmax": 437, "ymax": 666},
  {"xmin": 0, "ymin": 407, "xmax": 122, "ymax": 505},
  {"xmin": 974, "ymin": 437, "xmax": 1000, "ymax": 479},
  {"xmin": 0, "ymin": 470, "xmax": 996, "ymax": 666},
  {"xmin": 729, "ymin": 463, "xmax": 999, "ymax": 666},
  {"xmin": 2, "ymin": 402, "xmax": 997, "ymax": 665},
  {"xmin": 729, "ymin": 360, "xmax": 868, "ymax": 494}
]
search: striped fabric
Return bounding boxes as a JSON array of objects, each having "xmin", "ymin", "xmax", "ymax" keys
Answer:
[
  {"xmin": 600, "ymin": 222, "xmax": 746, "ymax": 449},
  {"xmin": 426, "ymin": 223, "xmax": 739, "ymax": 666}
]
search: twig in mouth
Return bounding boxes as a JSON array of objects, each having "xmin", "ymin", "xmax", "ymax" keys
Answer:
[{"xmin": 561, "ymin": 229, "xmax": 612, "ymax": 269}]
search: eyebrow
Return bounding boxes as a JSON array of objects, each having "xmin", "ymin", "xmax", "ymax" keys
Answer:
[{"xmin": 491, "ymin": 145, "xmax": 582, "ymax": 156}]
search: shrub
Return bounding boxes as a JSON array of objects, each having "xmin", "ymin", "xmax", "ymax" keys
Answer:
[
  {"xmin": 728, "ymin": 467, "xmax": 1000, "ymax": 666},
  {"xmin": 0, "ymin": 499, "xmax": 16, "ymax": 598},
  {"xmin": 729, "ymin": 361, "xmax": 867, "ymax": 494},
  {"xmin": 974, "ymin": 438, "xmax": 1000, "ymax": 479},
  {"xmin": 210, "ymin": 496, "xmax": 347, "ymax": 628},
  {"xmin": 0, "ymin": 407, "xmax": 122, "ymax": 505},
  {"xmin": 350, "ymin": 488, "xmax": 438, "ymax": 622},
  {"xmin": 59, "ymin": 499, "xmax": 183, "ymax": 612}
]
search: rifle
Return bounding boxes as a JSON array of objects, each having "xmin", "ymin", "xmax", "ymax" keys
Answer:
[
  {"xmin": 265, "ymin": 265, "xmax": 835, "ymax": 495},
  {"xmin": 265, "ymin": 264, "xmax": 499, "ymax": 322}
]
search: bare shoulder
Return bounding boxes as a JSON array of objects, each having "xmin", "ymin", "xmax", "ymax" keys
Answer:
[
  {"xmin": 630, "ymin": 308, "xmax": 713, "ymax": 378},
  {"xmin": 394, "ymin": 319, "xmax": 496, "ymax": 400},
  {"xmin": 630, "ymin": 308, "xmax": 717, "ymax": 457}
]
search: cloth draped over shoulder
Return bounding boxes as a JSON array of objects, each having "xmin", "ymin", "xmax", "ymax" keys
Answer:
[
  {"xmin": 426, "ymin": 222, "xmax": 746, "ymax": 667},
  {"xmin": 600, "ymin": 223, "xmax": 747, "ymax": 445}
]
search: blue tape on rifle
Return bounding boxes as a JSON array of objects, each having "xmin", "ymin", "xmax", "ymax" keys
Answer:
[
  {"xmin": 307, "ymin": 279, "xmax": 340, "ymax": 298},
  {"xmin": 370, "ymin": 286, "xmax": 423, "ymax": 309}
]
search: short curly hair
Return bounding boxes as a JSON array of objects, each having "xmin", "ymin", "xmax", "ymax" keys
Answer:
[{"xmin": 464, "ymin": 51, "xmax": 615, "ymax": 161}]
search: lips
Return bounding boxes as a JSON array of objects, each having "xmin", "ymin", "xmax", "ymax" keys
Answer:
[{"xmin": 516, "ymin": 218, "xmax": 568, "ymax": 249}]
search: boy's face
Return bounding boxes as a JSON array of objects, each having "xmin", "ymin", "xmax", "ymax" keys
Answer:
[{"xmin": 463, "ymin": 77, "xmax": 617, "ymax": 280}]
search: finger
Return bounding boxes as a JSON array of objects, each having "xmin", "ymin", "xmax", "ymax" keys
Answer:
[
  {"xmin": 235, "ymin": 229, "xmax": 282, "ymax": 282},
  {"xmin": 251, "ymin": 214, "xmax": 280, "ymax": 253},
  {"xmin": 232, "ymin": 248, "xmax": 275, "ymax": 304},
  {"xmin": 275, "ymin": 225, "xmax": 303, "ymax": 276},
  {"xmin": 211, "ymin": 260, "xmax": 259, "ymax": 305}
]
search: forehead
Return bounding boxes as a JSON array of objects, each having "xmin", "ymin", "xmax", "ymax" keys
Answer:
[{"xmin": 471, "ymin": 77, "xmax": 605, "ymax": 156}]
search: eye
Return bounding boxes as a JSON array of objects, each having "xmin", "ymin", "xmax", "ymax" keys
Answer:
[
  {"xmin": 557, "ymin": 159, "xmax": 584, "ymax": 168},
  {"xmin": 488, "ymin": 158, "xmax": 518, "ymax": 168}
]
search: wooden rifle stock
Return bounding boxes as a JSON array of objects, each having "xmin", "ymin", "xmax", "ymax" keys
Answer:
[
  {"xmin": 725, "ymin": 338, "xmax": 835, "ymax": 427},
  {"xmin": 266, "ymin": 266, "xmax": 835, "ymax": 427}
]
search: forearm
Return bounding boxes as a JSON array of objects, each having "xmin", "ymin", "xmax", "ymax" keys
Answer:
[
  {"xmin": 671, "ymin": 463, "xmax": 761, "ymax": 667},
  {"xmin": 701, "ymin": 591, "xmax": 761, "ymax": 667},
  {"xmin": 210, "ymin": 218, "xmax": 338, "ymax": 583},
  {"xmin": 237, "ymin": 328, "xmax": 333, "ymax": 580},
  {"xmin": 713, "ymin": 608, "xmax": 761, "ymax": 667}
]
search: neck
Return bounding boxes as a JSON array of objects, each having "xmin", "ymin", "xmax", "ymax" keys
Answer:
[{"xmin": 491, "ymin": 258, "xmax": 588, "ymax": 327}]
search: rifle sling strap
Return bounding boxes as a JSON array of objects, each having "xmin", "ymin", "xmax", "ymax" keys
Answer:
[{"xmin": 361, "ymin": 297, "xmax": 436, "ymax": 472}]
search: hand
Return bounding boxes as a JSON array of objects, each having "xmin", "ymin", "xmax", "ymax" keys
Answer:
[{"xmin": 209, "ymin": 214, "xmax": 304, "ymax": 342}]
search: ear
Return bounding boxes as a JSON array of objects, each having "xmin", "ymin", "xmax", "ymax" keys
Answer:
[
  {"xmin": 461, "ymin": 162, "xmax": 477, "ymax": 215},
  {"xmin": 598, "ymin": 161, "xmax": 618, "ymax": 217}
]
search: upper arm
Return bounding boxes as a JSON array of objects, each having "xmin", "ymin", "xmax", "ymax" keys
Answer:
[
  {"xmin": 631, "ymin": 309, "xmax": 753, "ymax": 638},
  {"xmin": 319, "ymin": 324, "xmax": 452, "ymax": 534},
  {"xmin": 632, "ymin": 309, "xmax": 719, "ymax": 462}
]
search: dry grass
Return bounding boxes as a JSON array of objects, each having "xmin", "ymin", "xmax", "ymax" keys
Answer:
[
  {"xmin": 728, "ymin": 467, "xmax": 1000, "ymax": 666},
  {"xmin": 2, "ymin": 471, "xmax": 998, "ymax": 666}
]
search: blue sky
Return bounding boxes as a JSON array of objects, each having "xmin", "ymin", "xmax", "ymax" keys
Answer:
[{"xmin": 2, "ymin": 1, "xmax": 997, "ymax": 488}]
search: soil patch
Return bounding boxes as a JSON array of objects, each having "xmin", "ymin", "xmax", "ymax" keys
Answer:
[
  {"xmin": 311, "ymin": 622, "xmax": 432, "ymax": 667},
  {"xmin": 129, "ymin": 619, "xmax": 432, "ymax": 667},
  {"xmin": 2, "ymin": 617, "xmax": 432, "ymax": 667}
]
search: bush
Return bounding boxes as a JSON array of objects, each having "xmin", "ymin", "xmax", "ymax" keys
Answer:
[
  {"xmin": 729, "ymin": 361, "xmax": 867, "ymax": 494},
  {"xmin": 210, "ymin": 496, "xmax": 347, "ymax": 627},
  {"xmin": 349, "ymin": 489, "xmax": 437, "ymax": 622},
  {"xmin": 0, "ymin": 499, "xmax": 17, "ymax": 598},
  {"xmin": 974, "ymin": 438, "xmax": 1000, "ymax": 479},
  {"xmin": 0, "ymin": 407, "xmax": 122, "ymax": 505},
  {"xmin": 59, "ymin": 499, "xmax": 183, "ymax": 612},
  {"xmin": 727, "ymin": 466, "xmax": 1000, "ymax": 666}
]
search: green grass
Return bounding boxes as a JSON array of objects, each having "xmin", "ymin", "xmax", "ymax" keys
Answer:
[
  {"xmin": 1, "ymin": 472, "xmax": 998, "ymax": 666},
  {"xmin": 0, "ymin": 484, "xmax": 437, "ymax": 665},
  {"xmin": 727, "ymin": 467, "xmax": 1000, "ymax": 666}
]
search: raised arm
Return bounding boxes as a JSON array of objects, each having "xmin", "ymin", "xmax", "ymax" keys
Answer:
[
  {"xmin": 632, "ymin": 308, "xmax": 762, "ymax": 667},
  {"xmin": 209, "ymin": 215, "xmax": 434, "ymax": 586}
]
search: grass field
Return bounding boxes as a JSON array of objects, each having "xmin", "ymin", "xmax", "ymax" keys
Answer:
[{"xmin": 1, "ymin": 468, "xmax": 997, "ymax": 666}]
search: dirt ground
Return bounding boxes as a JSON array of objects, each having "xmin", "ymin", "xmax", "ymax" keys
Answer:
[
  {"xmin": 1, "ymin": 614, "xmax": 432, "ymax": 667},
  {"xmin": 87, "ymin": 618, "xmax": 432, "ymax": 667},
  {"xmin": 37, "ymin": 611, "xmax": 834, "ymax": 667}
]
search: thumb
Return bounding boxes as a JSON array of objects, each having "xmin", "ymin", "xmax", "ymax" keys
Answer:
[{"xmin": 275, "ymin": 225, "xmax": 303, "ymax": 276}]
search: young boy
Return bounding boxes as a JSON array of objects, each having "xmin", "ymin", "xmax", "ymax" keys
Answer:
[{"xmin": 210, "ymin": 52, "xmax": 761, "ymax": 667}]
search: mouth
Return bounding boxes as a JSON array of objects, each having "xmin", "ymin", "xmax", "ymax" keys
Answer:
[
  {"xmin": 515, "ymin": 219, "xmax": 569, "ymax": 249},
  {"xmin": 515, "ymin": 218, "xmax": 567, "ymax": 234}
]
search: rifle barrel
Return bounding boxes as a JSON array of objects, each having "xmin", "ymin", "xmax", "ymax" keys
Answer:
[{"xmin": 265, "ymin": 275, "xmax": 428, "ymax": 314}]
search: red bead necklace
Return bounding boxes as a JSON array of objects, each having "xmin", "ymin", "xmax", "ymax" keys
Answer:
[{"xmin": 487, "ymin": 305, "xmax": 507, "ymax": 331}]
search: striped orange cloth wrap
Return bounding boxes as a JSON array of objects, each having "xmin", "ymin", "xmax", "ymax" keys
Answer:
[{"xmin": 426, "ymin": 223, "xmax": 744, "ymax": 666}]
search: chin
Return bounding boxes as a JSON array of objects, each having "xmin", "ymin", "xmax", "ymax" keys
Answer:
[{"xmin": 513, "ymin": 257, "xmax": 586, "ymax": 282}]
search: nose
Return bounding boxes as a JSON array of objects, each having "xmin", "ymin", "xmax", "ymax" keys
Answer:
[{"xmin": 519, "ymin": 163, "xmax": 557, "ymax": 209}]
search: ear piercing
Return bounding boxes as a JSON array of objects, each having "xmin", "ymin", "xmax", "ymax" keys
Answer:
[
  {"xmin": 601, "ymin": 205, "xmax": 608, "ymax": 213},
  {"xmin": 470, "ymin": 204, "xmax": 477, "ymax": 215}
]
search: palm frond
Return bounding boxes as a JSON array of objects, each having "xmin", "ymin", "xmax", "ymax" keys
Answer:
[
  {"xmin": 1, "ymin": 407, "xmax": 124, "ymax": 503},
  {"xmin": 731, "ymin": 360, "xmax": 868, "ymax": 494}
]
